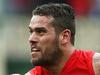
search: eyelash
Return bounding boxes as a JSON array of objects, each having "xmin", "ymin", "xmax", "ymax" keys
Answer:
[
  {"xmin": 36, "ymin": 30, "xmax": 44, "ymax": 33},
  {"xmin": 29, "ymin": 29, "xmax": 46, "ymax": 35},
  {"xmin": 36, "ymin": 30, "xmax": 46, "ymax": 36},
  {"xmin": 29, "ymin": 30, "xmax": 33, "ymax": 34}
]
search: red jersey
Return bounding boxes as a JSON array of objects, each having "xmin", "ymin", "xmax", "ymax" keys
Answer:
[{"xmin": 25, "ymin": 50, "xmax": 95, "ymax": 75}]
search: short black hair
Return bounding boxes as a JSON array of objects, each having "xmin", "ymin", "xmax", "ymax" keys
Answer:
[{"xmin": 32, "ymin": 3, "xmax": 76, "ymax": 45}]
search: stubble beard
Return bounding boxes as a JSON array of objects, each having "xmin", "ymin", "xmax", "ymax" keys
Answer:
[{"xmin": 31, "ymin": 39, "xmax": 63, "ymax": 68}]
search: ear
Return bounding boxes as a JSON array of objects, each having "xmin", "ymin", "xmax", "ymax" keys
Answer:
[{"xmin": 60, "ymin": 29, "xmax": 71, "ymax": 45}]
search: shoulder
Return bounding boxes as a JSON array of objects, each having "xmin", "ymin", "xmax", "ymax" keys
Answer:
[
  {"xmin": 75, "ymin": 50, "xmax": 95, "ymax": 58},
  {"xmin": 25, "ymin": 66, "xmax": 51, "ymax": 75},
  {"xmin": 93, "ymin": 52, "xmax": 100, "ymax": 75},
  {"xmin": 25, "ymin": 68, "xmax": 36, "ymax": 75},
  {"xmin": 25, "ymin": 66, "xmax": 41, "ymax": 75},
  {"xmin": 93, "ymin": 53, "xmax": 100, "ymax": 61}
]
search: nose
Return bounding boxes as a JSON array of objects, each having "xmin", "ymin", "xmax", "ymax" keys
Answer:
[{"xmin": 28, "ymin": 33, "xmax": 38, "ymax": 46}]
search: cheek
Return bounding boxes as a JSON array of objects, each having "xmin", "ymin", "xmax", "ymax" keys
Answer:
[
  {"xmin": 42, "ymin": 36, "xmax": 56, "ymax": 44},
  {"xmin": 40, "ymin": 35, "xmax": 56, "ymax": 50}
]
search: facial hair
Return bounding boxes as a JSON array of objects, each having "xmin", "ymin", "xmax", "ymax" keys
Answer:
[{"xmin": 31, "ymin": 37, "xmax": 63, "ymax": 67}]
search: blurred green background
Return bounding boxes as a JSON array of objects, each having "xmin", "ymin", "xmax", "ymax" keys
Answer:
[{"xmin": 0, "ymin": 0, "xmax": 100, "ymax": 75}]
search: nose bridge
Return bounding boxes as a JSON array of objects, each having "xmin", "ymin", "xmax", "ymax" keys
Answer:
[{"xmin": 29, "ymin": 32, "xmax": 38, "ymax": 42}]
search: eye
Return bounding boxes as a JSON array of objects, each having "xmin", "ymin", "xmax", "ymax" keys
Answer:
[
  {"xmin": 35, "ymin": 28, "xmax": 47, "ymax": 35},
  {"xmin": 29, "ymin": 29, "xmax": 33, "ymax": 34},
  {"xmin": 28, "ymin": 27, "xmax": 33, "ymax": 34}
]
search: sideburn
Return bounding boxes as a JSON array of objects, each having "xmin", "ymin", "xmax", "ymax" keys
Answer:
[{"xmin": 43, "ymin": 34, "xmax": 63, "ymax": 67}]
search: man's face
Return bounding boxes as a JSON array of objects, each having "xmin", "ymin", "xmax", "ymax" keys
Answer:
[{"xmin": 28, "ymin": 15, "xmax": 63, "ymax": 66}]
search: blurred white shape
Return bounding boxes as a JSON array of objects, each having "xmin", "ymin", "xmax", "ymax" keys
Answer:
[{"xmin": 10, "ymin": 74, "xmax": 21, "ymax": 75}]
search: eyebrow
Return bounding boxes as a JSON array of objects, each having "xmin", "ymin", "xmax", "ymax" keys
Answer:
[{"xmin": 28, "ymin": 26, "xmax": 47, "ymax": 32}]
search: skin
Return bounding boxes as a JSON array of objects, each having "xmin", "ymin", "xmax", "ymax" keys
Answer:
[
  {"xmin": 93, "ymin": 53, "xmax": 100, "ymax": 75},
  {"xmin": 28, "ymin": 15, "xmax": 75, "ymax": 75},
  {"xmin": 28, "ymin": 15, "xmax": 100, "ymax": 75}
]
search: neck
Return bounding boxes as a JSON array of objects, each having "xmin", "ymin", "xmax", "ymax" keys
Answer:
[
  {"xmin": 44, "ymin": 58, "xmax": 65, "ymax": 75},
  {"xmin": 44, "ymin": 46, "xmax": 75, "ymax": 75}
]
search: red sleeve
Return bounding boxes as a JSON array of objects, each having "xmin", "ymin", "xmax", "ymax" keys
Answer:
[{"xmin": 25, "ymin": 66, "xmax": 53, "ymax": 75}]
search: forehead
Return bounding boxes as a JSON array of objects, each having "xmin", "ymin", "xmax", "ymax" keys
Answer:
[{"xmin": 29, "ymin": 15, "xmax": 54, "ymax": 28}]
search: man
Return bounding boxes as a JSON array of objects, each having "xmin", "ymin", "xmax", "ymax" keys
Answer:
[{"xmin": 25, "ymin": 3, "xmax": 100, "ymax": 75}]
